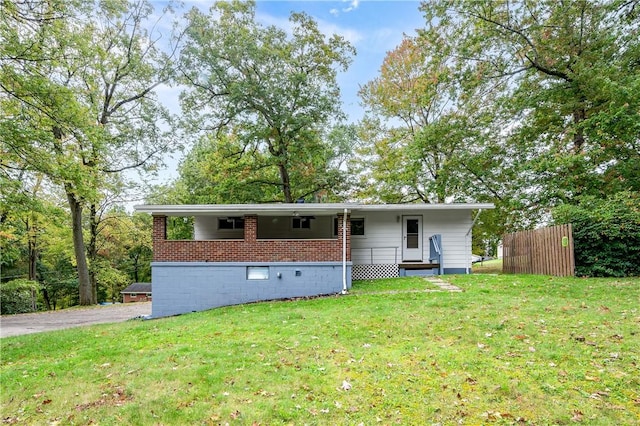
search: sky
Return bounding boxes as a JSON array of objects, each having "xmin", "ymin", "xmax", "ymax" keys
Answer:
[
  {"xmin": 252, "ymin": 0, "xmax": 425, "ymax": 121},
  {"xmin": 151, "ymin": 0, "xmax": 426, "ymax": 182}
]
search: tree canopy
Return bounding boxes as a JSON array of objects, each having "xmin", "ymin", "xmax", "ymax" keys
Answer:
[
  {"xmin": 178, "ymin": 0, "xmax": 355, "ymax": 203},
  {"xmin": 1, "ymin": 0, "xmax": 177, "ymax": 304}
]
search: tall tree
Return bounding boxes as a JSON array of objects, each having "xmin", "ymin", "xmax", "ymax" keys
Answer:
[
  {"xmin": 179, "ymin": 0, "xmax": 354, "ymax": 203},
  {"xmin": 1, "ymin": 0, "xmax": 178, "ymax": 304},
  {"xmin": 357, "ymin": 35, "xmax": 509, "ymax": 206},
  {"xmin": 419, "ymin": 0, "xmax": 640, "ymax": 212}
]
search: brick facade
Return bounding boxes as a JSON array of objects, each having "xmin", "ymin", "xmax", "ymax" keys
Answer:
[
  {"xmin": 123, "ymin": 293, "xmax": 151, "ymax": 303},
  {"xmin": 153, "ymin": 214, "xmax": 351, "ymax": 263}
]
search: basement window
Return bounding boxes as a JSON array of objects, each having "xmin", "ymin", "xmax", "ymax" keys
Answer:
[{"xmin": 247, "ymin": 266, "xmax": 269, "ymax": 280}]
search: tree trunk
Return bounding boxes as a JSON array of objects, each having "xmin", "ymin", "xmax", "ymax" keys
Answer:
[
  {"xmin": 132, "ymin": 253, "xmax": 140, "ymax": 283},
  {"xmin": 88, "ymin": 203, "xmax": 99, "ymax": 303},
  {"xmin": 278, "ymin": 163, "xmax": 293, "ymax": 203},
  {"xmin": 67, "ymin": 190, "xmax": 93, "ymax": 305},
  {"xmin": 42, "ymin": 287, "xmax": 52, "ymax": 311},
  {"xmin": 573, "ymin": 107, "xmax": 586, "ymax": 153},
  {"xmin": 27, "ymin": 218, "xmax": 38, "ymax": 281}
]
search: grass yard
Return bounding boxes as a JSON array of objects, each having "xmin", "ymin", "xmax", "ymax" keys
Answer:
[
  {"xmin": 1, "ymin": 275, "xmax": 639, "ymax": 425},
  {"xmin": 472, "ymin": 258, "xmax": 503, "ymax": 274}
]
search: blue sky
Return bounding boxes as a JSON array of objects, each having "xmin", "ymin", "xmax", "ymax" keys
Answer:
[
  {"xmin": 253, "ymin": 0, "xmax": 425, "ymax": 120},
  {"xmin": 150, "ymin": 1, "xmax": 425, "ymax": 182}
]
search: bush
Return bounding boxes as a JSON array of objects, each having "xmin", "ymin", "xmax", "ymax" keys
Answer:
[
  {"xmin": 1, "ymin": 279, "xmax": 39, "ymax": 314},
  {"xmin": 554, "ymin": 192, "xmax": 640, "ymax": 277}
]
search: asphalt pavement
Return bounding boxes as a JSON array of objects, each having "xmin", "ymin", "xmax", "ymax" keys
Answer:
[{"xmin": 0, "ymin": 302, "xmax": 151, "ymax": 338}]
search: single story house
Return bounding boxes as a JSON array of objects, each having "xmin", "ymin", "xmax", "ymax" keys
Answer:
[
  {"xmin": 120, "ymin": 282, "xmax": 152, "ymax": 302},
  {"xmin": 135, "ymin": 203, "xmax": 494, "ymax": 317}
]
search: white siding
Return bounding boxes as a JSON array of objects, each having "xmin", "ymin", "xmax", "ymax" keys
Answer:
[
  {"xmin": 257, "ymin": 216, "xmax": 334, "ymax": 239},
  {"xmin": 351, "ymin": 212, "xmax": 402, "ymax": 264},
  {"xmin": 352, "ymin": 210, "xmax": 472, "ymax": 270},
  {"xmin": 193, "ymin": 215, "xmax": 336, "ymax": 240},
  {"xmin": 423, "ymin": 210, "xmax": 472, "ymax": 271},
  {"xmin": 194, "ymin": 216, "xmax": 243, "ymax": 240}
]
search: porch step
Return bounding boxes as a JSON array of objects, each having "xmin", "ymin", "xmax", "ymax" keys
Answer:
[
  {"xmin": 398, "ymin": 263, "xmax": 440, "ymax": 269},
  {"xmin": 399, "ymin": 263, "xmax": 441, "ymax": 277}
]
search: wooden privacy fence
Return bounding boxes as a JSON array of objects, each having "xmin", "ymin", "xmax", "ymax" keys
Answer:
[{"xmin": 503, "ymin": 224, "xmax": 575, "ymax": 276}]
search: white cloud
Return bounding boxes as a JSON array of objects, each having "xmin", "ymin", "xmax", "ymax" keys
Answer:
[
  {"xmin": 329, "ymin": 8, "xmax": 339, "ymax": 17},
  {"xmin": 316, "ymin": 18, "xmax": 364, "ymax": 45},
  {"xmin": 342, "ymin": 0, "xmax": 360, "ymax": 13},
  {"xmin": 257, "ymin": 11, "xmax": 364, "ymax": 47}
]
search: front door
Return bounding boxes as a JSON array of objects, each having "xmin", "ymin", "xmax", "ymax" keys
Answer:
[{"xmin": 402, "ymin": 216, "xmax": 423, "ymax": 261}]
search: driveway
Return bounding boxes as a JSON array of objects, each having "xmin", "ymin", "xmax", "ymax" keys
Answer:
[{"xmin": 0, "ymin": 302, "xmax": 151, "ymax": 338}]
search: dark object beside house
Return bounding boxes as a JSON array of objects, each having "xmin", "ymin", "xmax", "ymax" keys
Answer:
[{"xmin": 121, "ymin": 283, "xmax": 152, "ymax": 303}]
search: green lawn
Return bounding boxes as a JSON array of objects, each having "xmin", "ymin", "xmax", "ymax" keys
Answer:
[
  {"xmin": 472, "ymin": 258, "xmax": 503, "ymax": 274},
  {"xmin": 2, "ymin": 275, "xmax": 639, "ymax": 425}
]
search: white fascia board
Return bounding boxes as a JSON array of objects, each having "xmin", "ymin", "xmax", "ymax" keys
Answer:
[
  {"xmin": 134, "ymin": 203, "xmax": 495, "ymax": 216},
  {"xmin": 133, "ymin": 203, "xmax": 356, "ymax": 216},
  {"xmin": 352, "ymin": 204, "xmax": 495, "ymax": 212}
]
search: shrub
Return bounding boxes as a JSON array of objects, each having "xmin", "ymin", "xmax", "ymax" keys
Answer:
[
  {"xmin": 1, "ymin": 279, "xmax": 40, "ymax": 314},
  {"xmin": 554, "ymin": 192, "xmax": 640, "ymax": 277}
]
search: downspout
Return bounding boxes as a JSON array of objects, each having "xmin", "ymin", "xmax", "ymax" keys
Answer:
[
  {"xmin": 466, "ymin": 209, "xmax": 483, "ymax": 274},
  {"xmin": 342, "ymin": 208, "xmax": 348, "ymax": 294}
]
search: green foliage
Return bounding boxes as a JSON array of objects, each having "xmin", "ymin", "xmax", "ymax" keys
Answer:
[
  {"xmin": 178, "ymin": 0, "xmax": 354, "ymax": 203},
  {"xmin": 38, "ymin": 258, "xmax": 79, "ymax": 310},
  {"xmin": 414, "ymin": 0, "xmax": 640, "ymax": 231},
  {"xmin": 554, "ymin": 192, "xmax": 640, "ymax": 277},
  {"xmin": 95, "ymin": 261, "xmax": 130, "ymax": 303},
  {"xmin": 1, "ymin": 279, "xmax": 39, "ymax": 314},
  {"xmin": 1, "ymin": 0, "xmax": 178, "ymax": 304}
]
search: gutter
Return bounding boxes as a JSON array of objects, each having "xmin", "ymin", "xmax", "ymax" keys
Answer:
[
  {"xmin": 466, "ymin": 209, "xmax": 483, "ymax": 274},
  {"xmin": 342, "ymin": 208, "xmax": 348, "ymax": 294}
]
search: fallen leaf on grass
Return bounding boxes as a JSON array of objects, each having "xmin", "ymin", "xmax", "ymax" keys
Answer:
[
  {"xmin": 482, "ymin": 410, "xmax": 513, "ymax": 420},
  {"xmin": 571, "ymin": 410, "xmax": 583, "ymax": 422},
  {"xmin": 230, "ymin": 410, "xmax": 240, "ymax": 420},
  {"xmin": 340, "ymin": 380, "xmax": 352, "ymax": 391},
  {"xmin": 589, "ymin": 390, "xmax": 609, "ymax": 400}
]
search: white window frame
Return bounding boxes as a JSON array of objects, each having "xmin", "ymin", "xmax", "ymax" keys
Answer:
[{"xmin": 247, "ymin": 266, "xmax": 270, "ymax": 280}]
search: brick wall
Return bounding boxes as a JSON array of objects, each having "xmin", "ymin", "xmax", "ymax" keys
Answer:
[
  {"xmin": 153, "ymin": 214, "xmax": 351, "ymax": 262},
  {"xmin": 123, "ymin": 294, "xmax": 151, "ymax": 303}
]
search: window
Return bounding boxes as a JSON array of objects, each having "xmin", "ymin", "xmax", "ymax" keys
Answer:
[
  {"xmin": 292, "ymin": 216, "xmax": 312, "ymax": 229},
  {"xmin": 247, "ymin": 266, "xmax": 269, "ymax": 280},
  {"xmin": 218, "ymin": 217, "xmax": 244, "ymax": 230},
  {"xmin": 333, "ymin": 218, "xmax": 365, "ymax": 236}
]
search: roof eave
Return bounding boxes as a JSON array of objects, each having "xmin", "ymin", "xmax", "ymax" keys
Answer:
[{"xmin": 134, "ymin": 203, "xmax": 495, "ymax": 216}]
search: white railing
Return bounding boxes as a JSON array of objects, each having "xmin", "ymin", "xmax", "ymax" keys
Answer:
[{"xmin": 352, "ymin": 246, "xmax": 399, "ymax": 264}]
